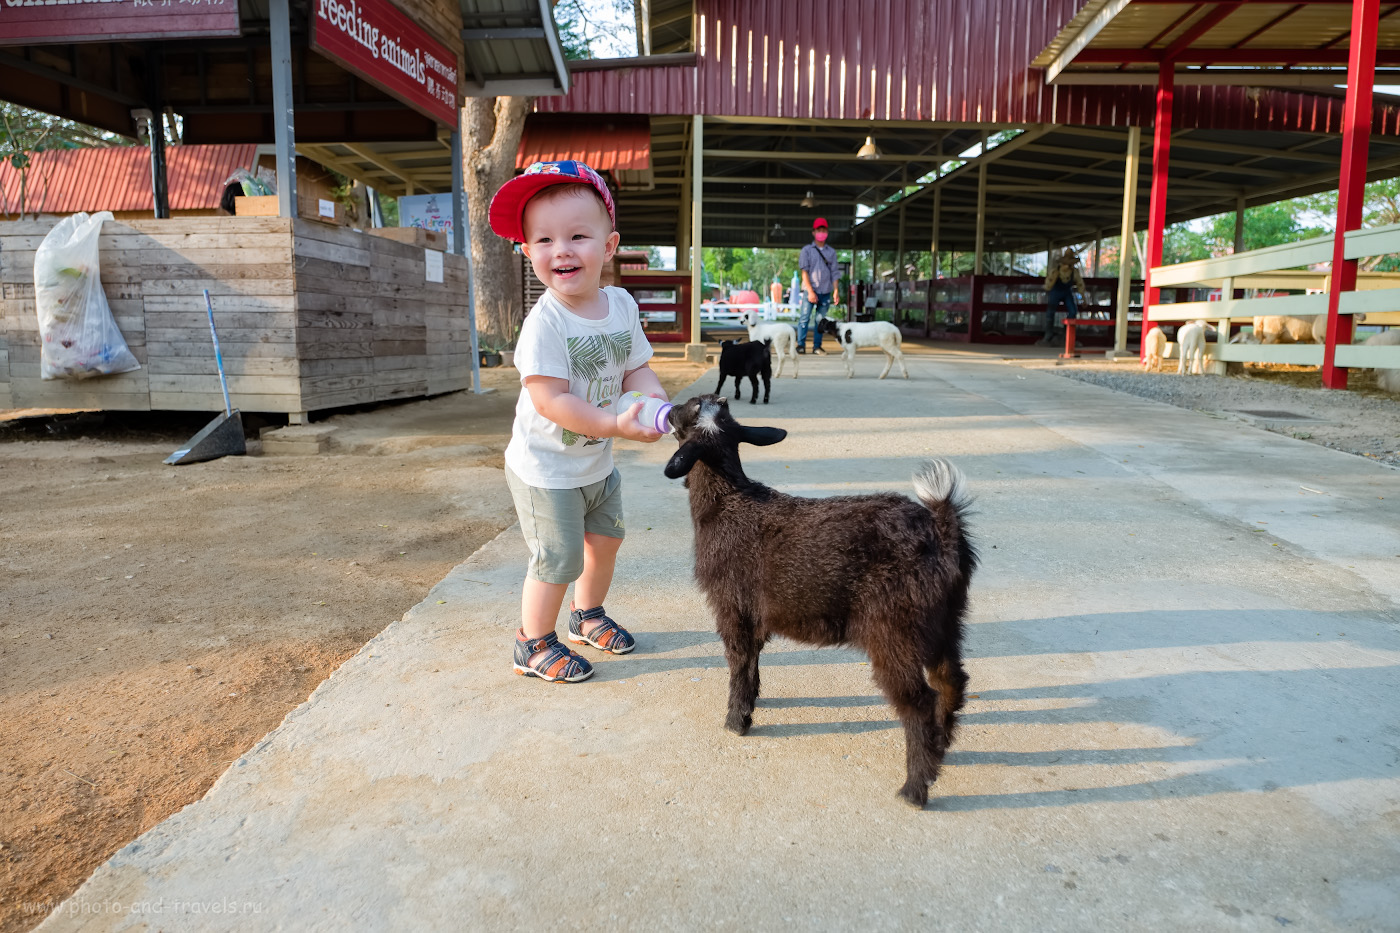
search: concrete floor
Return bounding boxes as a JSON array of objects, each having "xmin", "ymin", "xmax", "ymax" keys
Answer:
[{"xmin": 39, "ymin": 351, "xmax": 1400, "ymax": 932}]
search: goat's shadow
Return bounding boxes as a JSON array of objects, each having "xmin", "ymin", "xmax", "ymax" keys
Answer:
[
  {"xmin": 925, "ymin": 608, "xmax": 1400, "ymax": 812},
  {"xmin": 603, "ymin": 631, "xmax": 871, "ymax": 678},
  {"xmin": 613, "ymin": 609, "xmax": 1400, "ymax": 814}
]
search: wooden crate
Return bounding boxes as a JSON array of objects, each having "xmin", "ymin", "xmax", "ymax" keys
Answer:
[{"xmin": 0, "ymin": 216, "xmax": 473, "ymax": 415}]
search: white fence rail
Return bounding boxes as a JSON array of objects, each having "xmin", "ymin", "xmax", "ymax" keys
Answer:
[
  {"xmin": 698, "ymin": 301, "xmax": 804, "ymax": 325},
  {"xmin": 1146, "ymin": 223, "xmax": 1400, "ymax": 375}
]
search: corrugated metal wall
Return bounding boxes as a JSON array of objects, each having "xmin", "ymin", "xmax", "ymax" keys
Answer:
[
  {"xmin": 539, "ymin": 0, "xmax": 1398, "ymax": 135},
  {"xmin": 0, "ymin": 145, "xmax": 258, "ymax": 214}
]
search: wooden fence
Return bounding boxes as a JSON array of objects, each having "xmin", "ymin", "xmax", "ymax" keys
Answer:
[{"xmin": 1148, "ymin": 225, "xmax": 1400, "ymax": 372}]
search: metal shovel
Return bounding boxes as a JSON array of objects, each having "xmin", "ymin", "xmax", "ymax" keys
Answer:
[{"xmin": 165, "ymin": 289, "xmax": 246, "ymax": 465}]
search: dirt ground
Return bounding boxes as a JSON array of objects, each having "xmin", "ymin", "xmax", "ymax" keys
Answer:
[
  {"xmin": 4, "ymin": 343, "xmax": 1396, "ymax": 932},
  {"xmin": 0, "ymin": 360, "xmax": 708, "ymax": 933},
  {"xmin": 1030, "ymin": 356, "xmax": 1400, "ymax": 468}
]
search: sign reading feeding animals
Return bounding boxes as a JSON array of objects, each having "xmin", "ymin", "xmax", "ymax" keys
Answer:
[
  {"xmin": 310, "ymin": 0, "xmax": 459, "ymax": 127},
  {"xmin": 0, "ymin": 0, "xmax": 240, "ymax": 46}
]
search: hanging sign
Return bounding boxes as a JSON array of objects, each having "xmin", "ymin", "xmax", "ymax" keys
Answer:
[
  {"xmin": 0, "ymin": 0, "xmax": 240, "ymax": 46},
  {"xmin": 310, "ymin": 0, "xmax": 459, "ymax": 126}
]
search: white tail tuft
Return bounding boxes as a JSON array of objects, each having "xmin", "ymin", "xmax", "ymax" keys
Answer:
[{"xmin": 912, "ymin": 459, "xmax": 967, "ymax": 509}]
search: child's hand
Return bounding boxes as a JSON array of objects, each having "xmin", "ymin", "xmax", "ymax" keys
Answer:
[{"xmin": 615, "ymin": 402, "xmax": 662, "ymax": 443}]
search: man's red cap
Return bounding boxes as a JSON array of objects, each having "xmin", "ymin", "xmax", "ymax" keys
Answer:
[
  {"xmin": 812, "ymin": 217, "xmax": 829, "ymax": 230},
  {"xmin": 488, "ymin": 160, "xmax": 616, "ymax": 242}
]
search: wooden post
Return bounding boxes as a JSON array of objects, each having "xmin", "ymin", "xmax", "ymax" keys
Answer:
[
  {"xmin": 452, "ymin": 127, "xmax": 482, "ymax": 395},
  {"xmin": 269, "ymin": 0, "xmax": 297, "ymax": 219},
  {"xmin": 1234, "ymin": 194, "xmax": 1246, "ymax": 254},
  {"xmin": 1116, "ymin": 125, "xmax": 1141, "ymax": 355},
  {"xmin": 974, "ymin": 131, "xmax": 988, "ymax": 276},
  {"xmin": 931, "ymin": 187, "xmax": 941, "ymax": 279},
  {"xmin": 896, "ymin": 165, "xmax": 907, "ymax": 282},
  {"xmin": 1213, "ymin": 275, "xmax": 1233, "ymax": 375},
  {"xmin": 872, "ymin": 214, "xmax": 880, "ymax": 282},
  {"xmin": 687, "ymin": 114, "xmax": 705, "ymax": 363},
  {"xmin": 1324, "ymin": 0, "xmax": 1378, "ymax": 389},
  {"xmin": 1092, "ymin": 229, "xmax": 1101, "ymax": 277},
  {"xmin": 1143, "ymin": 66, "xmax": 1174, "ymax": 360},
  {"xmin": 144, "ymin": 51, "xmax": 170, "ymax": 220}
]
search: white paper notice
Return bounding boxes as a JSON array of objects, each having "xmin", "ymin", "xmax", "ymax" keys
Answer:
[
  {"xmin": 318, "ymin": 199, "xmax": 336, "ymax": 218},
  {"xmin": 425, "ymin": 248, "xmax": 444, "ymax": 283}
]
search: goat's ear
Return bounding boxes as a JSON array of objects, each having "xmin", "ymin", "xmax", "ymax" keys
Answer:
[
  {"xmin": 740, "ymin": 426, "xmax": 786, "ymax": 447},
  {"xmin": 664, "ymin": 442, "xmax": 701, "ymax": 478}
]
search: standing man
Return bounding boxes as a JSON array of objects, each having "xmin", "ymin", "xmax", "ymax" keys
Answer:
[{"xmin": 797, "ymin": 217, "xmax": 841, "ymax": 354}]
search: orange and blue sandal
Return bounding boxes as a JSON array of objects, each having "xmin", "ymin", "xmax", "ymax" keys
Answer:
[
  {"xmin": 513, "ymin": 631, "xmax": 593, "ymax": 683},
  {"xmin": 567, "ymin": 605, "xmax": 636, "ymax": 655}
]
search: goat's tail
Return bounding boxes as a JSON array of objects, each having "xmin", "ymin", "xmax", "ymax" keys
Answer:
[
  {"xmin": 912, "ymin": 459, "xmax": 977, "ymax": 573},
  {"xmin": 912, "ymin": 459, "xmax": 967, "ymax": 512}
]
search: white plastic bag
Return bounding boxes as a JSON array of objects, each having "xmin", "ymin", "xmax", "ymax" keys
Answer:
[{"xmin": 34, "ymin": 211, "xmax": 141, "ymax": 380}]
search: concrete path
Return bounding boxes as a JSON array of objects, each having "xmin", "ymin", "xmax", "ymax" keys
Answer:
[{"xmin": 40, "ymin": 352, "xmax": 1400, "ymax": 932}]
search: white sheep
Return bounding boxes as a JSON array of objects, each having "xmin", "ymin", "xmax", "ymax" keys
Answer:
[
  {"xmin": 1142, "ymin": 328, "xmax": 1167, "ymax": 372},
  {"xmin": 1364, "ymin": 329, "xmax": 1400, "ymax": 393},
  {"xmin": 1176, "ymin": 319, "xmax": 1208, "ymax": 375},
  {"xmin": 1253, "ymin": 314, "xmax": 1319, "ymax": 344},
  {"xmin": 738, "ymin": 311, "xmax": 798, "ymax": 378},
  {"xmin": 817, "ymin": 319, "xmax": 909, "ymax": 379}
]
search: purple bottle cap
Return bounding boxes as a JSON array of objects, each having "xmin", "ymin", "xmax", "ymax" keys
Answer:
[{"xmin": 653, "ymin": 403, "xmax": 674, "ymax": 434}]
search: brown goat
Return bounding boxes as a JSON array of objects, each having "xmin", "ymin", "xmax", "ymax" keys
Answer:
[{"xmin": 663, "ymin": 395, "xmax": 978, "ymax": 807}]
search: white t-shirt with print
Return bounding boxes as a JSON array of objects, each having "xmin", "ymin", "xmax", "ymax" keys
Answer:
[{"xmin": 505, "ymin": 286, "xmax": 654, "ymax": 489}]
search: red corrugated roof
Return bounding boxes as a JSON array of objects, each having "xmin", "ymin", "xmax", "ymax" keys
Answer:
[
  {"xmin": 515, "ymin": 114, "xmax": 651, "ymax": 171},
  {"xmin": 537, "ymin": 0, "xmax": 1400, "ymax": 136},
  {"xmin": 0, "ymin": 144, "xmax": 257, "ymax": 214}
]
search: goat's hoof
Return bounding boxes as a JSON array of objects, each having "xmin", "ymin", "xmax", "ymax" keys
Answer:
[
  {"xmin": 898, "ymin": 782, "xmax": 929, "ymax": 809},
  {"xmin": 725, "ymin": 712, "xmax": 752, "ymax": 735}
]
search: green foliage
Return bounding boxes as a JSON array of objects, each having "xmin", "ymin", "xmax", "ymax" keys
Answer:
[
  {"xmin": 620, "ymin": 244, "xmax": 664, "ymax": 267},
  {"xmin": 1, "ymin": 102, "xmax": 128, "ymax": 153},
  {"xmin": 744, "ymin": 247, "xmax": 801, "ymax": 289},
  {"xmin": 553, "ymin": 0, "xmax": 637, "ymax": 59}
]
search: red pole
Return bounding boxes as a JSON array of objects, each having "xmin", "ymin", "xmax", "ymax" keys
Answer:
[
  {"xmin": 1143, "ymin": 62, "xmax": 1174, "ymax": 360},
  {"xmin": 1323, "ymin": 0, "xmax": 1380, "ymax": 390}
]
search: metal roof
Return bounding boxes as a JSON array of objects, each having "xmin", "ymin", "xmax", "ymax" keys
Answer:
[
  {"xmin": 853, "ymin": 124, "xmax": 1400, "ymax": 254},
  {"xmin": 1033, "ymin": 0, "xmax": 1400, "ymax": 86},
  {"xmin": 516, "ymin": 114, "xmax": 653, "ymax": 189},
  {"xmin": 461, "ymin": 0, "xmax": 570, "ymax": 97},
  {"xmin": 636, "ymin": 0, "xmax": 694, "ymax": 55},
  {"xmin": 589, "ymin": 111, "xmax": 1400, "ymax": 252},
  {"xmin": 0, "ymin": 144, "xmax": 257, "ymax": 214},
  {"xmin": 538, "ymin": 0, "xmax": 1400, "ymax": 132}
]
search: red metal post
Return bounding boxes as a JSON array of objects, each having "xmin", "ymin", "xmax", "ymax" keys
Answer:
[
  {"xmin": 1143, "ymin": 62, "xmax": 1174, "ymax": 360},
  {"xmin": 1323, "ymin": 0, "xmax": 1380, "ymax": 390}
]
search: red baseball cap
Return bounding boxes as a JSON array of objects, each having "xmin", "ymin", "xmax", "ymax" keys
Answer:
[
  {"xmin": 488, "ymin": 160, "xmax": 616, "ymax": 242},
  {"xmin": 812, "ymin": 217, "xmax": 829, "ymax": 229}
]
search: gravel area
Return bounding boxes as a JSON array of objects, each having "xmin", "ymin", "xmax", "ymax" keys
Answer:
[{"xmin": 1034, "ymin": 362, "xmax": 1400, "ymax": 469}]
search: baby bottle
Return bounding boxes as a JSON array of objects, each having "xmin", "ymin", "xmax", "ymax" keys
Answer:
[{"xmin": 614, "ymin": 390, "xmax": 674, "ymax": 435}]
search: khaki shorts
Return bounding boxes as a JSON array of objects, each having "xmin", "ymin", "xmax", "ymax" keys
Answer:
[{"xmin": 505, "ymin": 466, "xmax": 625, "ymax": 584}]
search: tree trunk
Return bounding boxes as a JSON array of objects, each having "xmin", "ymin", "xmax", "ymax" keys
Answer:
[{"xmin": 463, "ymin": 96, "xmax": 532, "ymax": 346}]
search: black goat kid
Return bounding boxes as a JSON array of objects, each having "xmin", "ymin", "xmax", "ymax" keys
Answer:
[
  {"xmin": 664, "ymin": 396, "xmax": 978, "ymax": 807},
  {"xmin": 715, "ymin": 338, "xmax": 772, "ymax": 404}
]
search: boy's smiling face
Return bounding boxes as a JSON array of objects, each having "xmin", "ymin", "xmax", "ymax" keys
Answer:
[{"xmin": 520, "ymin": 186, "xmax": 621, "ymax": 309}]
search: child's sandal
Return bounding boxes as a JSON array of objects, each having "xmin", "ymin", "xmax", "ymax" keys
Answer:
[
  {"xmin": 513, "ymin": 631, "xmax": 593, "ymax": 683},
  {"xmin": 568, "ymin": 605, "xmax": 636, "ymax": 655}
]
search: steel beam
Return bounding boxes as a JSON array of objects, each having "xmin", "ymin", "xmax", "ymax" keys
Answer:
[
  {"xmin": 1144, "ymin": 62, "xmax": 1175, "ymax": 359},
  {"xmin": 1117, "ymin": 126, "xmax": 1142, "ymax": 354},
  {"xmin": 1324, "ymin": 0, "xmax": 1380, "ymax": 388},
  {"xmin": 269, "ymin": 0, "xmax": 297, "ymax": 218},
  {"xmin": 689, "ymin": 115, "xmax": 704, "ymax": 355}
]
